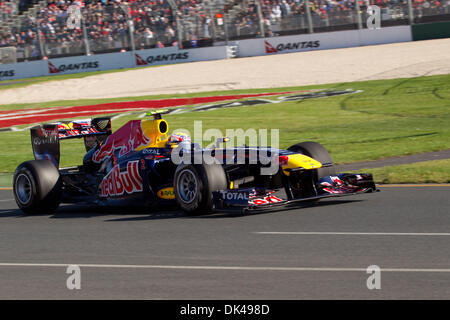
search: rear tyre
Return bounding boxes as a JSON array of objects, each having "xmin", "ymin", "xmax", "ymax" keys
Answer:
[
  {"xmin": 13, "ymin": 160, "xmax": 62, "ymax": 214},
  {"xmin": 174, "ymin": 162, "xmax": 227, "ymax": 215}
]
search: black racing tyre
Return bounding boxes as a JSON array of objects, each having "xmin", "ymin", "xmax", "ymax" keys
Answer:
[
  {"xmin": 287, "ymin": 141, "xmax": 336, "ymax": 181},
  {"xmin": 174, "ymin": 162, "xmax": 227, "ymax": 215},
  {"xmin": 13, "ymin": 160, "xmax": 62, "ymax": 214}
]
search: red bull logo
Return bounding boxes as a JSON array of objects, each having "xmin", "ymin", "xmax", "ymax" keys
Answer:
[
  {"xmin": 100, "ymin": 161, "xmax": 143, "ymax": 197},
  {"xmin": 93, "ymin": 120, "xmax": 150, "ymax": 163},
  {"xmin": 249, "ymin": 195, "xmax": 283, "ymax": 206}
]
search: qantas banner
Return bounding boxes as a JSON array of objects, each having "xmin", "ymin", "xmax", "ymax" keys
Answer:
[
  {"xmin": 133, "ymin": 46, "xmax": 228, "ymax": 67},
  {"xmin": 0, "ymin": 46, "xmax": 229, "ymax": 80},
  {"xmin": 237, "ymin": 26, "xmax": 412, "ymax": 57},
  {"xmin": 47, "ymin": 51, "xmax": 134, "ymax": 75}
]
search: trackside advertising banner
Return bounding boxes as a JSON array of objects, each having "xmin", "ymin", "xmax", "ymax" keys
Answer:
[
  {"xmin": 0, "ymin": 26, "xmax": 410, "ymax": 80},
  {"xmin": 237, "ymin": 26, "xmax": 412, "ymax": 57},
  {"xmin": 47, "ymin": 51, "xmax": 134, "ymax": 75},
  {"xmin": 134, "ymin": 46, "xmax": 229, "ymax": 67},
  {"xmin": 0, "ymin": 60, "xmax": 47, "ymax": 81},
  {"xmin": 48, "ymin": 46, "xmax": 229, "ymax": 75},
  {"xmin": 0, "ymin": 46, "xmax": 229, "ymax": 80}
]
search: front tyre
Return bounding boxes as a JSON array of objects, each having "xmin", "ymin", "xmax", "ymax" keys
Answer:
[
  {"xmin": 287, "ymin": 141, "xmax": 336, "ymax": 200},
  {"xmin": 174, "ymin": 163, "xmax": 227, "ymax": 215},
  {"xmin": 13, "ymin": 160, "xmax": 62, "ymax": 214},
  {"xmin": 288, "ymin": 141, "xmax": 336, "ymax": 180}
]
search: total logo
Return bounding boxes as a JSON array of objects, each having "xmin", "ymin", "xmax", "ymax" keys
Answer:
[
  {"xmin": 265, "ymin": 40, "xmax": 320, "ymax": 54},
  {"xmin": 220, "ymin": 191, "xmax": 249, "ymax": 201},
  {"xmin": 100, "ymin": 161, "xmax": 143, "ymax": 197},
  {"xmin": 48, "ymin": 61, "xmax": 99, "ymax": 74}
]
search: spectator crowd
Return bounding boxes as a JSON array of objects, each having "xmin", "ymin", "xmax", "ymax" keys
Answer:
[
  {"xmin": 231, "ymin": 0, "xmax": 448, "ymax": 37},
  {"xmin": 0, "ymin": 0, "xmax": 448, "ymax": 60},
  {"xmin": 0, "ymin": 0, "xmax": 203, "ymax": 59},
  {"xmin": 1, "ymin": 0, "xmax": 18, "ymax": 22}
]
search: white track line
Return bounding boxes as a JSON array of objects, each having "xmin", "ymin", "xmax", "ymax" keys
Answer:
[
  {"xmin": 0, "ymin": 263, "xmax": 449, "ymax": 273},
  {"xmin": 0, "ymin": 199, "xmax": 14, "ymax": 202},
  {"xmin": 254, "ymin": 232, "xmax": 450, "ymax": 236},
  {"xmin": 111, "ymin": 112, "xmax": 131, "ymax": 120}
]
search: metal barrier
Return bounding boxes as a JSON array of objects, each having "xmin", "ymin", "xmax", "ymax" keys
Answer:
[{"xmin": 0, "ymin": 45, "xmax": 16, "ymax": 63}]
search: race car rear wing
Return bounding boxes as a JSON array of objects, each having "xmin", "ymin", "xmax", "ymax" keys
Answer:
[{"xmin": 30, "ymin": 117, "xmax": 112, "ymax": 167}]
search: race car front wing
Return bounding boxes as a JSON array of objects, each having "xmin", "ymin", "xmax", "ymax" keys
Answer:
[{"xmin": 212, "ymin": 173, "xmax": 377, "ymax": 212}]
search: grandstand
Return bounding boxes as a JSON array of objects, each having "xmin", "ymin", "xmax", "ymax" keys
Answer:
[
  {"xmin": 0, "ymin": 0, "xmax": 449, "ymax": 62},
  {"xmin": 0, "ymin": 1, "xmax": 17, "ymax": 23}
]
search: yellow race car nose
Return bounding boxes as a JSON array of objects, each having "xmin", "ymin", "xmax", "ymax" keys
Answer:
[{"xmin": 279, "ymin": 154, "xmax": 323, "ymax": 175}]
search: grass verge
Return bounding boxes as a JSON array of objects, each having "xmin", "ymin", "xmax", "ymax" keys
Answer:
[
  {"xmin": 0, "ymin": 173, "xmax": 12, "ymax": 188},
  {"xmin": 354, "ymin": 159, "xmax": 450, "ymax": 184},
  {"xmin": 0, "ymin": 73, "xmax": 448, "ymax": 179}
]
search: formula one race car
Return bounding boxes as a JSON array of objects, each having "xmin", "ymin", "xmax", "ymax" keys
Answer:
[{"xmin": 13, "ymin": 113, "xmax": 377, "ymax": 215}]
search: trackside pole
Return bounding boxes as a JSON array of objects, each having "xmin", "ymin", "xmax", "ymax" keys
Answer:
[
  {"xmin": 305, "ymin": 0, "xmax": 314, "ymax": 34},
  {"xmin": 407, "ymin": 0, "xmax": 414, "ymax": 25},
  {"xmin": 255, "ymin": 0, "xmax": 265, "ymax": 38},
  {"xmin": 356, "ymin": 0, "xmax": 363, "ymax": 30},
  {"xmin": 81, "ymin": 17, "xmax": 90, "ymax": 56}
]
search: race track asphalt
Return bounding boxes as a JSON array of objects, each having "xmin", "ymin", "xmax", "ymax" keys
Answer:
[{"xmin": 0, "ymin": 186, "xmax": 449, "ymax": 299}]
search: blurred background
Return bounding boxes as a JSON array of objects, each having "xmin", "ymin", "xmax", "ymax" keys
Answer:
[{"xmin": 0, "ymin": 0, "xmax": 448, "ymax": 63}]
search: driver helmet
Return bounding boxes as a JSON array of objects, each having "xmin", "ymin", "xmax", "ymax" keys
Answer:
[{"xmin": 167, "ymin": 131, "xmax": 191, "ymax": 148}]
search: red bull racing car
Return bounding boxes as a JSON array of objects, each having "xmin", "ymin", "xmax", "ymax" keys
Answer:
[{"xmin": 13, "ymin": 113, "xmax": 377, "ymax": 215}]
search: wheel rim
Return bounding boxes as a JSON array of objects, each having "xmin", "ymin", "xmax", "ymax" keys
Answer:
[
  {"xmin": 15, "ymin": 173, "xmax": 32, "ymax": 205},
  {"xmin": 177, "ymin": 169, "xmax": 198, "ymax": 204}
]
